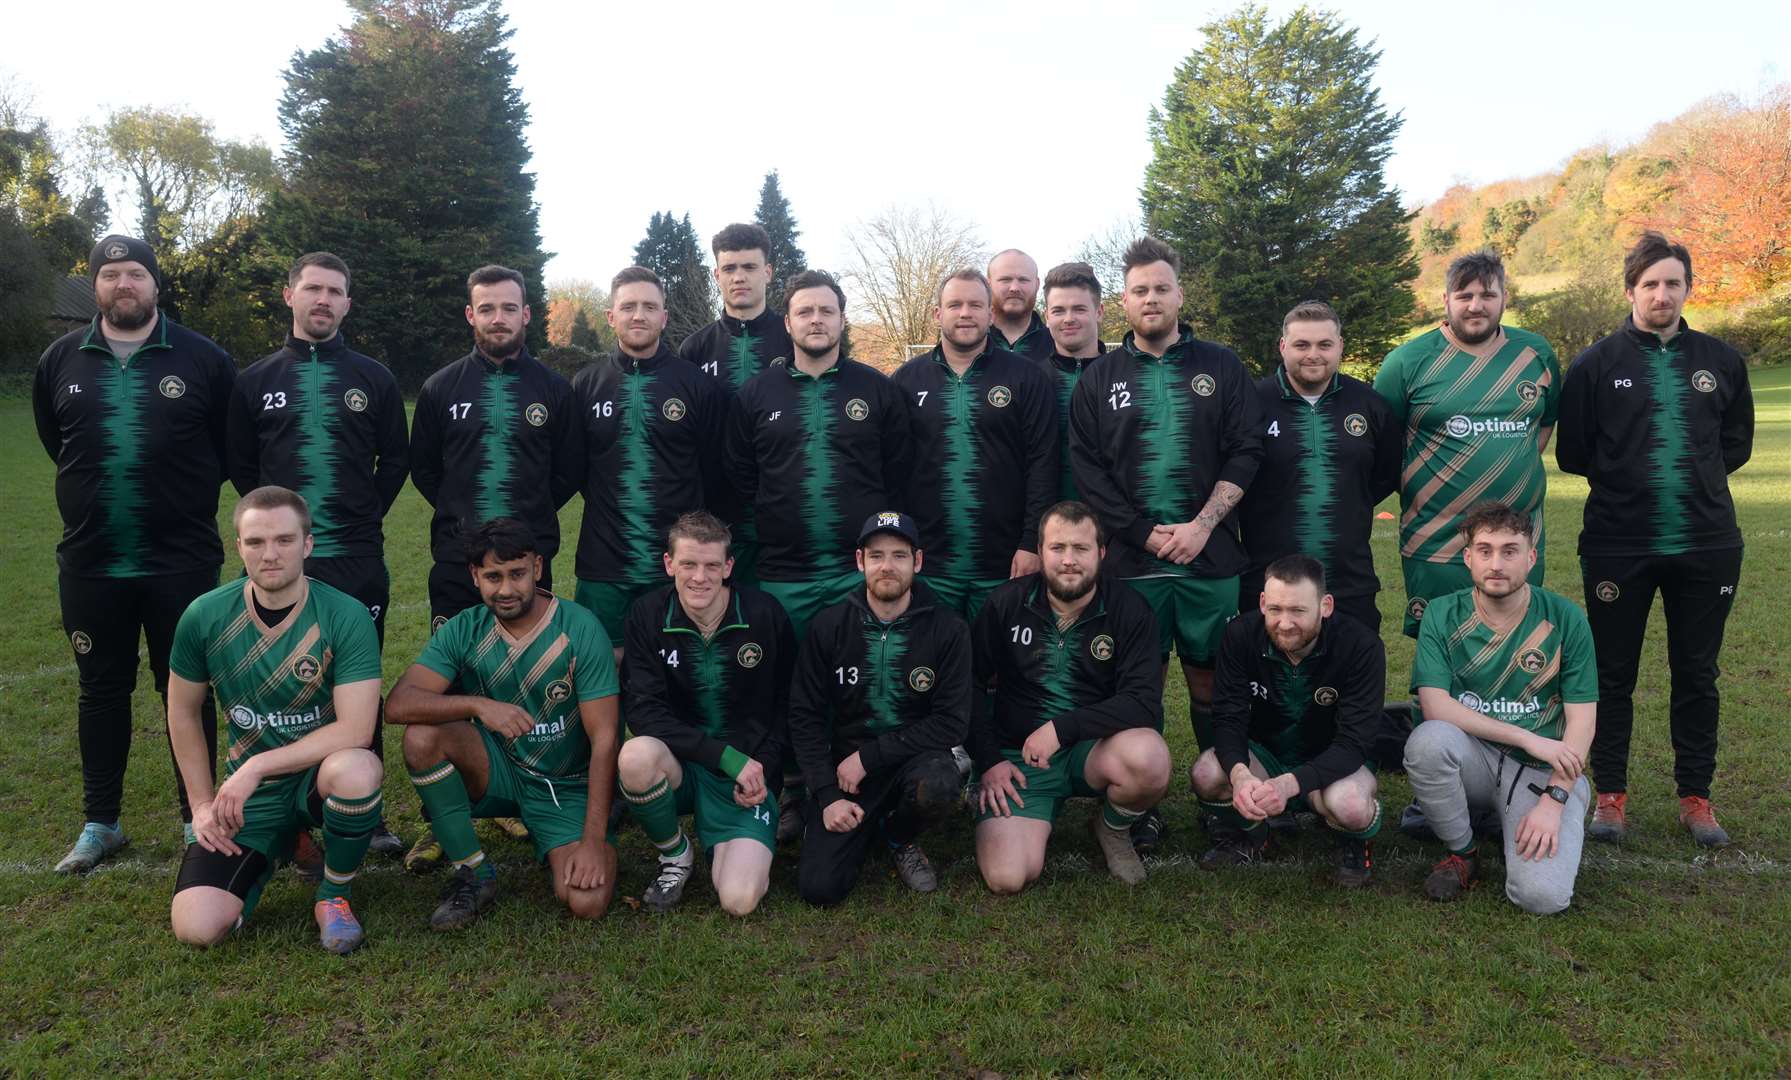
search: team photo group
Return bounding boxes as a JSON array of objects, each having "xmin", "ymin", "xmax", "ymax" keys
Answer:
[{"xmin": 32, "ymin": 219, "xmax": 1754, "ymax": 955}]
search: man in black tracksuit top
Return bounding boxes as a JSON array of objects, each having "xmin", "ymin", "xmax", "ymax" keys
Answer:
[
  {"xmin": 988, "ymin": 249, "xmax": 1054, "ymax": 362},
  {"xmin": 411, "ymin": 266, "xmax": 582, "ymax": 626},
  {"xmin": 619, "ymin": 509, "xmax": 796, "ymax": 915},
  {"xmin": 1238, "ymin": 302, "xmax": 1399, "ymax": 633},
  {"xmin": 572, "ymin": 267, "xmax": 726, "ymax": 646},
  {"xmin": 1041, "ymin": 262, "xmax": 1110, "ymax": 502},
  {"xmin": 893, "ymin": 271, "xmax": 1058, "ymax": 620},
  {"xmin": 33, "ymin": 235, "xmax": 235, "ymax": 872},
  {"xmin": 1191, "ymin": 555, "xmax": 1387, "ymax": 886},
  {"xmin": 1555, "ymin": 232, "xmax": 1755, "ymax": 848},
  {"xmin": 789, "ymin": 513, "xmax": 969, "ymax": 905}
]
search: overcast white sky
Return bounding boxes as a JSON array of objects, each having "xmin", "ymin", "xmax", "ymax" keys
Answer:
[{"xmin": 7, "ymin": 0, "xmax": 1787, "ymax": 290}]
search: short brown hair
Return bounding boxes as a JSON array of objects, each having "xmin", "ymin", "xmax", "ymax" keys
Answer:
[
  {"xmin": 1623, "ymin": 231, "xmax": 1693, "ymax": 290},
  {"xmin": 1458, "ymin": 501, "xmax": 1534, "ymax": 544},
  {"xmin": 288, "ymin": 251, "xmax": 351, "ymax": 292},
  {"xmin": 1444, "ymin": 250, "xmax": 1505, "ymax": 296},
  {"xmin": 1123, "ymin": 237, "xmax": 1181, "ymax": 278},
  {"xmin": 666, "ymin": 510, "xmax": 732, "ymax": 557},
  {"xmin": 467, "ymin": 264, "xmax": 527, "ymax": 301},
  {"xmin": 233, "ymin": 485, "xmax": 311, "ymax": 534},
  {"xmin": 1281, "ymin": 300, "xmax": 1341, "ymax": 336},
  {"xmin": 784, "ymin": 269, "xmax": 846, "ymax": 310},
  {"xmin": 1264, "ymin": 554, "xmax": 1326, "ymax": 595},
  {"xmin": 712, "ymin": 223, "xmax": 771, "ymax": 260},
  {"xmin": 1043, "ymin": 261, "xmax": 1102, "ymax": 304},
  {"xmin": 935, "ymin": 267, "xmax": 992, "ymax": 306},
  {"xmin": 1039, "ymin": 500, "xmax": 1106, "ymax": 547},
  {"xmin": 610, "ymin": 265, "xmax": 664, "ymax": 297}
]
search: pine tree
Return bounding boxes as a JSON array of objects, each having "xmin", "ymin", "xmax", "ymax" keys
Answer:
[
  {"xmin": 753, "ymin": 169, "xmax": 807, "ymax": 309},
  {"xmin": 1141, "ymin": 5, "xmax": 1418, "ymax": 370},
  {"xmin": 633, "ymin": 211, "xmax": 714, "ymax": 350},
  {"xmin": 262, "ymin": 0, "xmax": 549, "ymax": 387}
]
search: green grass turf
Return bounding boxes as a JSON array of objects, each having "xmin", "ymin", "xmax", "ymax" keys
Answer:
[{"xmin": 2, "ymin": 369, "xmax": 1789, "ymax": 1077}]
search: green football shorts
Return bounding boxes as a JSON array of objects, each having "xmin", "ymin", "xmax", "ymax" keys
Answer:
[
  {"xmin": 574, "ymin": 578, "xmax": 658, "ymax": 645},
  {"xmin": 1123, "ymin": 574, "xmax": 1238, "ymax": 663},
  {"xmin": 921, "ymin": 573, "xmax": 1008, "ymax": 623},
  {"xmin": 758, "ymin": 570, "xmax": 864, "ymax": 643},
  {"xmin": 469, "ymin": 727, "xmax": 616, "ymax": 861},
  {"xmin": 673, "ymin": 761, "xmax": 778, "ymax": 851},
  {"xmin": 974, "ymin": 739, "xmax": 1103, "ymax": 824}
]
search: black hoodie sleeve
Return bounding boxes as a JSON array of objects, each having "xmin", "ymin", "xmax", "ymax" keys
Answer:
[
  {"xmin": 1049, "ymin": 592, "xmax": 1164, "ymax": 745},
  {"xmin": 788, "ymin": 612, "xmax": 845, "ymax": 808},
  {"xmin": 858, "ymin": 615, "xmax": 971, "ymax": 774},
  {"xmin": 1291, "ymin": 628, "xmax": 1386, "ymax": 795},
  {"xmin": 1554, "ymin": 344, "xmax": 1596, "ymax": 478},
  {"xmin": 32, "ymin": 350, "xmax": 60, "ymax": 461},
  {"xmin": 410, "ymin": 380, "xmax": 443, "ymax": 507},
  {"xmin": 1369, "ymin": 394, "xmax": 1402, "ymax": 505},
  {"xmin": 372, "ymin": 366, "xmax": 410, "ymax": 514},
  {"xmin": 1721, "ymin": 355, "xmax": 1754, "ymax": 474},
  {"xmin": 1214, "ymin": 350, "xmax": 1263, "ymax": 493},
  {"xmin": 548, "ymin": 375, "xmax": 584, "ymax": 510},
  {"xmin": 1210, "ymin": 620, "xmax": 1256, "ymax": 779},
  {"xmin": 877, "ymin": 373, "xmax": 913, "ymax": 505},
  {"xmin": 968, "ymin": 594, "xmax": 1007, "ymax": 771},
  {"xmin": 226, "ymin": 375, "xmax": 261, "ymax": 497},
  {"xmin": 1017, "ymin": 364, "xmax": 1058, "ymax": 553},
  {"xmin": 204, "ymin": 345, "xmax": 236, "ymax": 483},
  {"xmin": 759, "ymin": 599, "xmax": 799, "ymax": 786},
  {"xmin": 724, "ymin": 390, "xmax": 760, "ymax": 507}
]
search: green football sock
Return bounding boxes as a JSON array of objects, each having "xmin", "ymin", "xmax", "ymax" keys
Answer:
[
  {"xmin": 316, "ymin": 790, "xmax": 383, "ymax": 902},
  {"xmin": 1101, "ymin": 801, "xmax": 1146, "ymax": 832},
  {"xmin": 1338, "ymin": 799, "xmax": 1383, "ymax": 841},
  {"xmin": 410, "ymin": 761, "xmax": 484, "ymax": 867},
  {"xmin": 623, "ymin": 777, "xmax": 687, "ymax": 859},
  {"xmin": 1200, "ymin": 798, "xmax": 1266, "ymax": 838}
]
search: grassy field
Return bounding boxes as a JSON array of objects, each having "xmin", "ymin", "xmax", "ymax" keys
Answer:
[{"xmin": 2, "ymin": 369, "xmax": 1789, "ymax": 1078}]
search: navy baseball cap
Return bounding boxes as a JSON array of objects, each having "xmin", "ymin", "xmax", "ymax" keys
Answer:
[{"xmin": 857, "ymin": 511, "xmax": 920, "ymax": 548}]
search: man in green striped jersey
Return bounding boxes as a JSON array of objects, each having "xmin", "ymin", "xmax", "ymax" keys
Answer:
[
  {"xmin": 387, "ymin": 518, "xmax": 621, "ymax": 928},
  {"xmin": 167, "ymin": 487, "xmax": 385, "ymax": 954},
  {"xmin": 1374, "ymin": 251, "xmax": 1560, "ymax": 640}
]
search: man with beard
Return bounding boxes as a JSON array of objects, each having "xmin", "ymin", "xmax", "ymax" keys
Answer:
[
  {"xmin": 1556, "ymin": 232, "xmax": 1754, "ymax": 847},
  {"xmin": 1238, "ymin": 301, "xmax": 1399, "ymax": 632},
  {"xmin": 387, "ymin": 518, "xmax": 621, "ymax": 927},
  {"xmin": 1069, "ymin": 237, "xmax": 1263, "ymax": 854},
  {"xmin": 1403, "ymin": 504, "xmax": 1597, "ymax": 914},
  {"xmin": 988, "ymin": 249, "xmax": 1052, "ymax": 361},
  {"xmin": 1374, "ymin": 251, "xmax": 1560, "ymax": 640},
  {"xmin": 572, "ymin": 267, "xmax": 724, "ymax": 655},
  {"xmin": 228, "ymin": 252, "xmax": 409, "ymax": 858},
  {"xmin": 893, "ymin": 269, "xmax": 1056, "ymax": 621},
  {"xmin": 166, "ymin": 487, "xmax": 385, "ymax": 954},
  {"xmin": 34, "ymin": 235, "xmax": 236, "ymax": 873},
  {"xmin": 1190, "ymin": 555, "xmax": 1388, "ymax": 887},
  {"xmin": 1042, "ymin": 262, "xmax": 1108, "ymax": 502},
  {"xmin": 789, "ymin": 513, "xmax": 970, "ymax": 904},
  {"xmin": 971, "ymin": 502, "xmax": 1168, "ymax": 893}
]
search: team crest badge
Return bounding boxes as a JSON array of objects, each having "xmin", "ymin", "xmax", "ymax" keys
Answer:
[
  {"xmin": 1090, "ymin": 634, "xmax": 1115, "ymax": 661},
  {"xmin": 104, "ymin": 241, "xmax": 130, "ymax": 260},
  {"xmin": 845, "ymin": 398, "xmax": 870, "ymax": 421},
  {"xmin": 431, "ymin": 615, "xmax": 448, "ymax": 633},
  {"xmin": 1343, "ymin": 413, "xmax": 1368, "ymax": 437},
  {"xmin": 1516, "ymin": 380, "xmax": 1540, "ymax": 404},
  {"xmin": 1407, "ymin": 596, "xmax": 1427, "ymax": 622},
  {"xmin": 987, "ymin": 385, "xmax": 1013, "ymax": 408},
  {"xmin": 1691, "ymin": 370, "xmax": 1717, "ymax": 393},
  {"xmin": 158, "ymin": 375, "xmax": 186, "ymax": 399},
  {"xmin": 291, "ymin": 655, "xmax": 321, "ymax": 681},
  {"xmin": 344, "ymin": 388, "xmax": 369, "ymax": 412},
  {"xmin": 525, "ymin": 402, "xmax": 549, "ymax": 427},
  {"xmin": 1314, "ymin": 686, "xmax": 1339, "ymax": 706},
  {"xmin": 1459, "ymin": 691, "xmax": 1486, "ymax": 714},
  {"xmin": 662, "ymin": 397, "xmax": 687, "ymax": 422},
  {"xmin": 737, "ymin": 643, "xmax": 763, "ymax": 668},
  {"xmin": 69, "ymin": 631, "xmax": 92, "ymax": 655},
  {"xmin": 545, "ymin": 679, "xmax": 572, "ymax": 703},
  {"xmin": 1190, "ymin": 373, "xmax": 1216, "ymax": 397},
  {"xmin": 1595, "ymin": 581, "xmax": 1620, "ymax": 603},
  {"xmin": 1518, "ymin": 647, "xmax": 1547, "ymax": 674},
  {"xmin": 909, "ymin": 667, "xmax": 935, "ymax": 692},
  {"xmin": 229, "ymin": 705, "xmax": 259, "ymax": 731}
]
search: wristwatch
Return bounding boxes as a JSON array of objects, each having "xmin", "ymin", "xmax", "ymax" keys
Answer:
[{"xmin": 1528, "ymin": 782, "xmax": 1570, "ymax": 804}]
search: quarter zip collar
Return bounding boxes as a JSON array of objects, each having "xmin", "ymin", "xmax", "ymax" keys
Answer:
[
  {"xmin": 287, "ymin": 331, "xmax": 347, "ymax": 357},
  {"xmin": 785, "ymin": 355, "xmax": 841, "ymax": 380},
  {"xmin": 1119, "ymin": 324, "xmax": 1193, "ymax": 362},
  {"xmin": 927, "ymin": 342, "xmax": 992, "ymax": 378},
  {"xmin": 722, "ymin": 307, "xmax": 782, "ymax": 337},
  {"xmin": 1021, "ymin": 573, "xmax": 1108, "ymax": 629},
  {"xmin": 1256, "ymin": 614, "xmax": 1335, "ymax": 664},
  {"xmin": 1621, "ymin": 313, "xmax": 1688, "ymax": 351},
  {"xmin": 992, "ymin": 311, "xmax": 1048, "ymax": 352},
  {"xmin": 1050, "ymin": 340, "xmax": 1106, "ymax": 373},
  {"xmin": 79, "ymin": 310, "xmax": 171, "ymax": 362},
  {"xmin": 660, "ymin": 588, "xmax": 748, "ymax": 636},
  {"xmin": 1274, "ymin": 365, "xmax": 1340, "ymax": 404},
  {"xmin": 476, "ymin": 346, "xmax": 530, "ymax": 374},
  {"xmin": 611, "ymin": 342, "xmax": 674, "ymax": 375},
  {"xmin": 846, "ymin": 577, "xmax": 941, "ymax": 623}
]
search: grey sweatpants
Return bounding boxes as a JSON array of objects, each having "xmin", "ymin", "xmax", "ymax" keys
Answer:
[{"xmin": 1404, "ymin": 720, "xmax": 1590, "ymax": 915}]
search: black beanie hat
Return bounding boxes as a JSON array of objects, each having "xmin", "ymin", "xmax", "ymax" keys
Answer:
[{"xmin": 89, "ymin": 235, "xmax": 161, "ymax": 286}]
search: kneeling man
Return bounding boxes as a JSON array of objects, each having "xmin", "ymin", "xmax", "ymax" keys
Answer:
[
  {"xmin": 1192, "ymin": 555, "xmax": 1387, "ymax": 886},
  {"xmin": 973, "ymin": 501, "xmax": 1168, "ymax": 891},
  {"xmin": 1404, "ymin": 503, "xmax": 1596, "ymax": 914},
  {"xmin": 619, "ymin": 511, "xmax": 796, "ymax": 915},
  {"xmin": 168, "ymin": 486, "xmax": 384, "ymax": 954},
  {"xmin": 387, "ymin": 518, "xmax": 620, "ymax": 927}
]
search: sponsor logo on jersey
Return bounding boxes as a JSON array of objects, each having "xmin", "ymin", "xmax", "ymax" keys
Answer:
[
  {"xmin": 344, "ymin": 388, "xmax": 369, "ymax": 412},
  {"xmin": 1594, "ymin": 580, "xmax": 1620, "ymax": 603},
  {"xmin": 987, "ymin": 385, "xmax": 1012, "ymax": 408},
  {"xmin": 1090, "ymin": 634, "xmax": 1115, "ymax": 661},
  {"xmin": 70, "ymin": 630, "xmax": 93, "ymax": 654},
  {"xmin": 229, "ymin": 704, "xmax": 259, "ymax": 730},
  {"xmin": 1516, "ymin": 380, "xmax": 1540, "ymax": 404},
  {"xmin": 158, "ymin": 375, "xmax": 186, "ymax": 399},
  {"xmin": 1344, "ymin": 413, "xmax": 1368, "ymax": 437},
  {"xmin": 845, "ymin": 398, "xmax": 870, "ymax": 421},
  {"xmin": 545, "ymin": 678, "xmax": 572, "ymax": 703},
  {"xmin": 104, "ymin": 241, "xmax": 130, "ymax": 260},
  {"xmin": 1458, "ymin": 690, "xmax": 1540, "ymax": 717},
  {"xmin": 909, "ymin": 666, "xmax": 935, "ymax": 692},
  {"xmin": 1314, "ymin": 686, "xmax": 1338, "ymax": 706},
  {"xmin": 1445, "ymin": 414, "xmax": 1527, "ymax": 439},
  {"xmin": 1190, "ymin": 373, "xmax": 1216, "ymax": 397},
  {"xmin": 228, "ymin": 703, "xmax": 324, "ymax": 732},
  {"xmin": 737, "ymin": 642, "xmax": 763, "ymax": 668},
  {"xmin": 1691, "ymin": 369, "xmax": 1717, "ymax": 393},
  {"xmin": 662, "ymin": 397, "xmax": 687, "ymax": 422},
  {"xmin": 525, "ymin": 402, "xmax": 549, "ymax": 427},
  {"xmin": 1518, "ymin": 647, "xmax": 1547, "ymax": 674},
  {"xmin": 1408, "ymin": 596, "xmax": 1427, "ymax": 622},
  {"xmin": 292, "ymin": 655, "xmax": 321, "ymax": 681}
]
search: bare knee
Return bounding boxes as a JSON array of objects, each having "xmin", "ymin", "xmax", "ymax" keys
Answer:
[
  {"xmin": 402, "ymin": 723, "xmax": 442, "ymax": 769},
  {"xmin": 616, "ymin": 737, "xmax": 668, "ymax": 791},
  {"xmin": 563, "ymin": 886, "xmax": 613, "ymax": 921},
  {"xmin": 1190, "ymin": 749, "xmax": 1228, "ymax": 801},
  {"xmin": 319, "ymin": 748, "xmax": 383, "ymax": 797},
  {"xmin": 1321, "ymin": 786, "xmax": 1378, "ymax": 832},
  {"xmin": 170, "ymin": 897, "xmax": 238, "ymax": 948},
  {"xmin": 979, "ymin": 858, "xmax": 1036, "ymax": 896},
  {"xmin": 716, "ymin": 879, "xmax": 767, "ymax": 917}
]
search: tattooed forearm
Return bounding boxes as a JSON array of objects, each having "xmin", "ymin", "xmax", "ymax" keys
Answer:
[{"xmin": 1193, "ymin": 481, "xmax": 1244, "ymax": 530}]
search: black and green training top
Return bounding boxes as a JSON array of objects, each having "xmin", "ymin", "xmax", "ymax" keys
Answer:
[
  {"xmin": 1556, "ymin": 317, "xmax": 1754, "ymax": 557},
  {"xmin": 676, "ymin": 308, "xmax": 793, "ymax": 395},
  {"xmin": 1044, "ymin": 345, "xmax": 1105, "ymax": 502},
  {"xmin": 1211, "ymin": 610, "xmax": 1387, "ymax": 795},
  {"xmin": 1069, "ymin": 325, "xmax": 1263, "ymax": 579},
  {"xmin": 990, "ymin": 312, "xmax": 1053, "ymax": 363},
  {"xmin": 623, "ymin": 583, "xmax": 796, "ymax": 784},
  {"xmin": 33, "ymin": 312, "xmax": 235, "ymax": 578},
  {"xmin": 228, "ymin": 332, "xmax": 409, "ymax": 559},
  {"xmin": 891, "ymin": 345, "xmax": 1059, "ymax": 579},
  {"xmin": 968, "ymin": 574, "xmax": 1163, "ymax": 771},
  {"xmin": 1238, "ymin": 368, "xmax": 1399, "ymax": 598},
  {"xmin": 571, "ymin": 346, "xmax": 726, "ymax": 586},
  {"xmin": 787, "ymin": 580, "xmax": 970, "ymax": 809},
  {"xmin": 410, "ymin": 348, "xmax": 583, "ymax": 565},
  {"xmin": 724, "ymin": 358, "xmax": 911, "ymax": 581}
]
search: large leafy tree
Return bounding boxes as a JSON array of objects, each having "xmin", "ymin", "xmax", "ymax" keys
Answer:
[
  {"xmin": 753, "ymin": 170, "xmax": 807, "ymax": 309},
  {"xmin": 633, "ymin": 211, "xmax": 714, "ymax": 350},
  {"xmin": 263, "ymin": 0, "xmax": 549, "ymax": 386},
  {"xmin": 1, "ymin": 98, "xmax": 107, "ymax": 366},
  {"xmin": 1142, "ymin": 5, "xmax": 1417, "ymax": 370}
]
